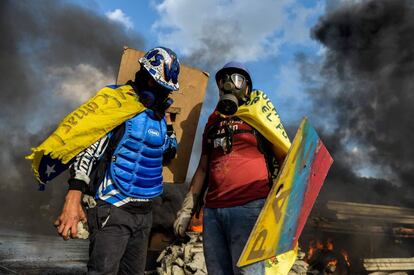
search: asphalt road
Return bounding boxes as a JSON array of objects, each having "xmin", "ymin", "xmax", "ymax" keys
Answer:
[{"xmin": 0, "ymin": 229, "xmax": 88, "ymax": 274}]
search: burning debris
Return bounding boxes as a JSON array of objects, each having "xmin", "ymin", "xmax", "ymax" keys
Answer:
[
  {"xmin": 305, "ymin": 239, "xmax": 350, "ymax": 275},
  {"xmin": 301, "ymin": 200, "xmax": 414, "ymax": 274}
]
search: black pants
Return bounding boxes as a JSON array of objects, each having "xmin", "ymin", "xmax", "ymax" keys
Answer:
[{"xmin": 86, "ymin": 200, "xmax": 152, "ymax": 275}]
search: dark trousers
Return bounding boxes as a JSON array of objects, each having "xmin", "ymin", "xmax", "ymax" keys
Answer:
[{"xmin": 86, "ymin": 201, "xmax": 152, "ymax": 275}]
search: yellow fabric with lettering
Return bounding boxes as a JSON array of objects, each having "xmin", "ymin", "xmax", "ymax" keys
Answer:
[
  {"xmin": 235, "ymin": 90, "xmax": 291, "ymax": 159},
  {"xmin": 26, "ymin": 85, "xmax": 145, "ymax": 182}
]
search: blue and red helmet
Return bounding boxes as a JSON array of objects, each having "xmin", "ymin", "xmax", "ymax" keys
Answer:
[{"xmin": 139, "ymin": 47, "xmax": 180, "ymax": 91}]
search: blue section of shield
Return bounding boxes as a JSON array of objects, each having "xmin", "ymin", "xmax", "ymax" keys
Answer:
[{"xmin": 276, "ymin": 121, "xmax": 318, "ymax": 254}]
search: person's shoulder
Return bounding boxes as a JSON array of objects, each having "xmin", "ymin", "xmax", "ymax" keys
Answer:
[
  {"xmin": 244, "ymin": 89, "xmax": 269, "ymax": 104},
  {"xmin": 99, "ymin": 84, "xmax": 135, "ymax": 95},
  {"xmin": 251, "ymin": 89, "xmax": 267, "ymax": 96},
  {"xmin": 105, "ymin": 84, "xmax": 120, "ymax": 89},
  {"xmin": 105, "ymin": 84, "xmax": 129, "ymax": 90}
]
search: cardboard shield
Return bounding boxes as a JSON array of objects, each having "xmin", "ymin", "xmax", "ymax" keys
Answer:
[
  {"xmin": 116, "ymin": 47, "xmax": 209, "ymax": 184},
  {"xmin": 238, "ymin": 117, "xmax": 333, "ymax": 266}
]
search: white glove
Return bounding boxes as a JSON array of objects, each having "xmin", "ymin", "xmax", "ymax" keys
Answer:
[{"xmin": 174, "ymin": 192, "xmax": 197, "ymax": 237}]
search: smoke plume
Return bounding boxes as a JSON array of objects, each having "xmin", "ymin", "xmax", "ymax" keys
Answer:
[
  {"xmin": 305, "ymin": 0, "xmax": 414, "ymax": 206},
  {"xmin": 0, "ymin": 0, "xmax": 144, "ymax": 233}
]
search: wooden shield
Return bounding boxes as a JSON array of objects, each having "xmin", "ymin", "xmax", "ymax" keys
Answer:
[
  {"xmin": 116, "ymin": 47, "xmax": 209, "ymax": 184},
  {"xmin": 238, "ymin": 117, "xmax": 333, "ymax": 266}
]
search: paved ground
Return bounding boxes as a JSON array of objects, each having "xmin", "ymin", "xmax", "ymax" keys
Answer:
[{"xmin": 0, "ymin": 229, "xmax": 88, "ymax": 274}]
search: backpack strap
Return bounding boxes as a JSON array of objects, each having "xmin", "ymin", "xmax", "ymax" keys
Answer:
[
  {"xmin": 255, "ymin": 131, "xmax": 280, "ymax": 187},
  {"xmin": 86, "ymin": 124, "xmax": 125, "ymax": 196}
]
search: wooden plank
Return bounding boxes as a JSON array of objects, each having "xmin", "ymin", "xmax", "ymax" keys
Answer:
[
  {"xmin": 327, "ymin": 201, "xmax": 414, "ymax": 224},
  {"xmin": 238, "ymin": 118, "xmax": 333, "ymax": 266},
  {"xmin": 116, "ymin": 47, "xmax": 209, "ymax": 184},
  {"xmin": 364, "ymin": 258, "xmax": 414, "ymax": 271},
  {"xmin": 306, "ymin": 219, "xmax": 391, "ymax": 236}
]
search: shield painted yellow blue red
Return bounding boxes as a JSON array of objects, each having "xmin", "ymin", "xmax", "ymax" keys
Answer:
[{"xmin": 238, "ymin": 117, "xmax": 333, "ymax": 267}]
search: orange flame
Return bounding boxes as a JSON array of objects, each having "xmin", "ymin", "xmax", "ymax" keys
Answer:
[
  {"xmin": 188, "ymin": 209, "xmax": 204, "ymax": 232},
  {"xmin": 307, "ymin": 240, "xmax": 316, "ymax": 261},
  {"xmin": 326, "ymin": 258, "xmax": 338, "ymax": 273},
  {"xmin": 316, "ymin": 240, "xmax": 323, "ymax": 250},
  {"xmin": 306, "ymin": 238, "xmax": 352, "ymax": 270},
  {"xmin": 341, "ymin": 249, "xmax": 351, "ymax": 267},
  {"xmin": 326, "ymin": 238, "xmax": 334, "ymax": 251},
  {"xmin": 327, "ymin": 259, "xmax": 338, "ymax": 267}
]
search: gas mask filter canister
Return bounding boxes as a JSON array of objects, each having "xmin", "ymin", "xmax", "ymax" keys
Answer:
[{"xmin": 217, "ymin": 94, "xmax": 239, "ymax": 116}]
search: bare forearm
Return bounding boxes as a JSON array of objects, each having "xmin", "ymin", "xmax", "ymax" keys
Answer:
[
  {"xmin": 188, "ymin": 154, "xmax": 208, "ymax": 195},
  {"xmin": 55, "ymin": 189, "xmax": 86, "ymax": 240},
  {"xmin": 65, "ymin": 190, "xmax": 82, "ymax": 203}
]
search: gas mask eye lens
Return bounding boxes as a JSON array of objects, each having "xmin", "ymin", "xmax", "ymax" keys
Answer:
[
  {"xmin": 230, "ymin": 73, "xmax": 245, "ymax": 89},
  {"xmin": 218, "ymin": 75, "xmax": 231, "ymax": 90},
  {"xmin": 218, "ymin": 73, "xmax": 245, "ymax": 91}
]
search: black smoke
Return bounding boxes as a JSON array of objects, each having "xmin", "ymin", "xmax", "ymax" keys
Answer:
[
  {"xmin": 0, "ymin": 0, "xmax": 144, "ymax": 233},
  {"xmin": 305, "ymin": 0, "xmax": 414, "ymax": 207}
]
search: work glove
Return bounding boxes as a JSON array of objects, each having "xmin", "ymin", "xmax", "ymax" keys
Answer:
[{"xmin": 174, "ymin": 192, "xmax": 198, "ymax": 237}]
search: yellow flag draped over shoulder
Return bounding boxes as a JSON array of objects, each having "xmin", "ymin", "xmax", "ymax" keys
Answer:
[
  {"xmin": 26, "ymin": 85, "xmax": 146, "ymax": 184},
  {"xmin": 235, "ymin": 90, "xmax": 291, "ymax": 159},
  {"xmin": 234, "ymin": 90, "xmax": 295, "ymax": 274}
]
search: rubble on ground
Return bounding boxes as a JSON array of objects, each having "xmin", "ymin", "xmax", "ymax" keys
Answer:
[
  {"xmin": 288, "ymin": 250, "xmax": 309, "ymax": 275},
  {"xmin": 156, "ymin": 232, "xmax": 206, "ymax": 275}
]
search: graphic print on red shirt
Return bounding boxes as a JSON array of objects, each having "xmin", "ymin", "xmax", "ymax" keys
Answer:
[{"xmin": 202, "ymin": 116, "xmax": 270, "ymax": 208}]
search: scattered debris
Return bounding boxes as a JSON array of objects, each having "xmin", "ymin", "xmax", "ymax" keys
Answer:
[
  {"xmin": 288, "ymin": 250, "xmax": 309, "ymax": 275},
  {"xmin": 156, "ymin": 232, "xmax": 207, "ymax": 275}
]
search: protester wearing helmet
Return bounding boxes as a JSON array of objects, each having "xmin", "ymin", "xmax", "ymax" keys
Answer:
[
  {"xmin": 174, "ymin": 61, "xmax": 290, "ymax": 274},
  {"xmin": 54, "ymin": 47, "xmax": 180, "ymax": 275}
]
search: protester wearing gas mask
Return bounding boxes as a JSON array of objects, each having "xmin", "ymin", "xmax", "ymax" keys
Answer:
[
  {"xmin": 53, "ymin": 47, "xmax": 180, "ymax": 275},
  {"xmin": 215, "ymin": 62, "xmax": 252, "ymax": 116},
  {"xmin": 174, "ymin": 61, "xmax": 290, "ymax": 274}
]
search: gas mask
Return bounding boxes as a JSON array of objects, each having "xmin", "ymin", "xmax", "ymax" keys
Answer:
[
  {"xmin": 217, "ymin": 73, "xmax": 249, "ymax": 116},
  {"xmin": 138, "ymin": 89, "xmax": 173, "ymax": 110},
  {"xmin": 133, "ymin": 69, "xmax": 174, "ymax": 119}
]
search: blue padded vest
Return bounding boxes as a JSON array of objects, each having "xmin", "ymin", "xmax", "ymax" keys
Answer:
[{"xmin": 109, "ymin": 109, "xmax": 167, "ymax": 198}]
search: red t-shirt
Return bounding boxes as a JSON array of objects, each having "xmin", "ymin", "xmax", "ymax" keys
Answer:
[{"xmin": 202, "ymin": 115, "xmax": 270, "ymax": 208}]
